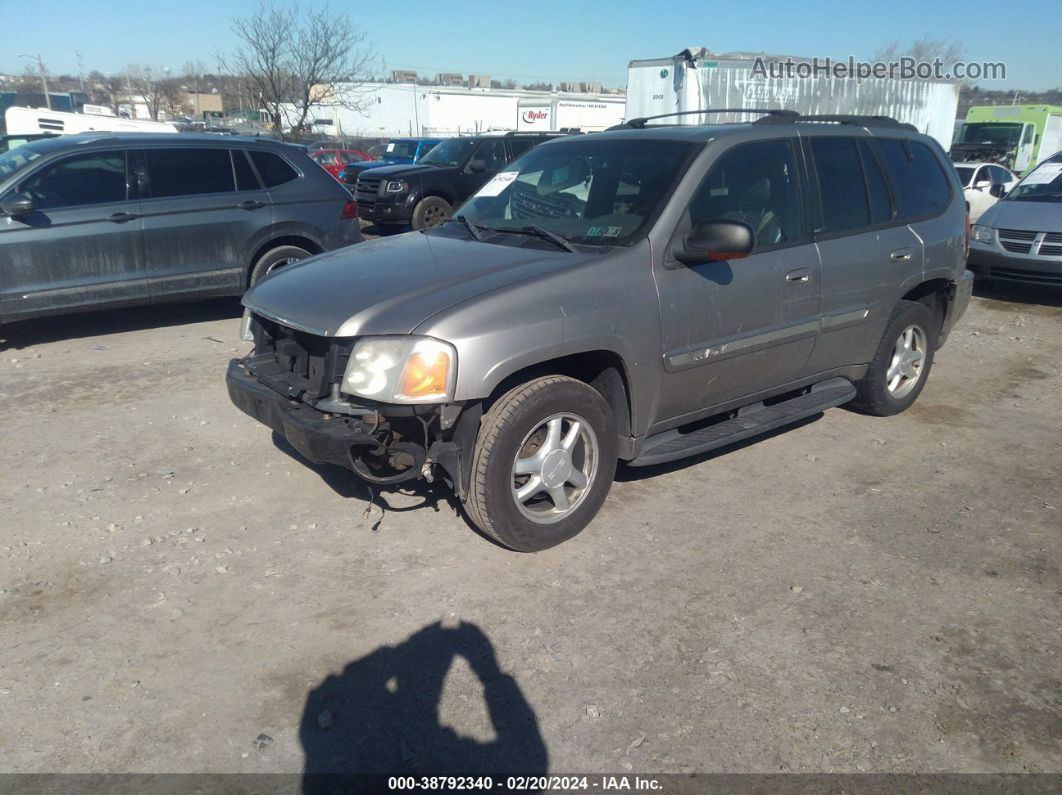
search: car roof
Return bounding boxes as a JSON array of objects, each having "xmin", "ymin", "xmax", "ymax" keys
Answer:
[{"xmin": 18, "ymin": 132, "xmax": 301, "ymax": 154}]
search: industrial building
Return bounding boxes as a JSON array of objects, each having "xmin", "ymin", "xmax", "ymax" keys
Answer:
[{"xmin": 291, "ymin": 81, "xmax": 626, "ymax": 138}]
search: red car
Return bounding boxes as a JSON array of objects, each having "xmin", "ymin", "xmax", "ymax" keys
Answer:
[{"xmin": 310, "ymin": 148, "xmax": 375, "ymax": 179}]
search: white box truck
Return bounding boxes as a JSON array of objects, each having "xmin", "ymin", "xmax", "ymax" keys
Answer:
[
  {"xmin": 516, "ymin": 97, "xmax": 625, "ymax": 132},
  {"xmin": 4, "ymin": 106, "xmax": 178, "ymax": 136},
  {"xmin": 625, "ymin": 48, "xmax": 961, "ymax": 149}
]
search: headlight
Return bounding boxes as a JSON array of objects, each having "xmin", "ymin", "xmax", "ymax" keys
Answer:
[
  {"xmin": 240, "ymin": 309, "xmax": 254, "ymax": 342},
  {"xmin": 384, "ymin": 180, "xmax": 408, "ymax": 193},
  {"xmin": 342, "ymin": 336, "xmax": 456, "ymax": 404},
  {"xmin": 972, "ymin": 224, "xmax": 996, "ymax": 243}
]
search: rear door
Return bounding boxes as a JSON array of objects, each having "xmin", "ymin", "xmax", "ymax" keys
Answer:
[
  {"xmin": 0, "ymin": 148, "xmax": 145, "ymax": 320},
  {"xmin": 804, "ymin": 135, "xmax": 923, "ymax": 374},
  {"xmin": 138, "ymin": 146, "xmax": 272, "ymax": 297},
  {"xmin": 654, "ymin": 137, "xmax": 821, "ymax": 423}
]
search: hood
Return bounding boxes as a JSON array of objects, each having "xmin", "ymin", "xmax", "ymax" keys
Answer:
[
  {"xmin": 359, "ymin": 162, "xmax": 453, "ymax": 181},
  {"xmin": 243, "ymin": 231, "xmax": 596, "ymax": 337},
  {"xmin": 979, "ymin": 199, "xmax": 1062, "ymax": 232}
]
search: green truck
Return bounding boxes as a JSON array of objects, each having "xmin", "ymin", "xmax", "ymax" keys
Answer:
[{"xmin": 952, "ymin": 105, "xmax": 1062, "ymax": 175}]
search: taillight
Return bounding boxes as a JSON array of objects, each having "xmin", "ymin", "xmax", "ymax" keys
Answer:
[
  {"xmin": 342, "ymin": 199, "xmax": 358, "ymax": 220},
  {"xmin": 964, "ymin": 209, "xmax": 971, "ymax": 259}
]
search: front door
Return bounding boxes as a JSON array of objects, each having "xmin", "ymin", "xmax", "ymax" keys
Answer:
[
  {"xmin": 0, "ymin": 149, "xmax": 144, "ymax": 321},
  {"xmin": 456, "ymin": 139, "xmax": 509, "ymax": 203},
  {"xmin": 653, "ymin": 138, "xmax": 820, "ymax": 429}
]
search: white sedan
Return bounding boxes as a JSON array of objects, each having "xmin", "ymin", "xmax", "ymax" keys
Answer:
[{"xmin": 954, "ymin": 162, "xmax": 1018, "ymax": 221}]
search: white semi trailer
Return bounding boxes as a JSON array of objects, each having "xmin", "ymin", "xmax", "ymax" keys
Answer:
[{"xmin": 625, "ymin": 48, "xmax": 960, "ymax": 149}]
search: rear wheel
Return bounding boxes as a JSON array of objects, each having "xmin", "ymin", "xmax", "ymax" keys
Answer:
[
  {"xmin": 411, "ymin": 196, "xmax": 453, "ymax": 230},
  {"xmin": 465, "ymin": 376, "xmax": 617, "ymax": 552},
  {"xmin": 248, "ymin": 245, "xmax": 311, "ymax": 287},
  {"xmin": 851, "ymin": 300, "xmax": 936, "ymax": 416}
]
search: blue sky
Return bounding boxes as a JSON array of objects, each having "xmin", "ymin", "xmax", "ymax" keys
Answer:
[{"xmin": 3, "ymin": 0, "xmax": 1059, "ymax": 91}]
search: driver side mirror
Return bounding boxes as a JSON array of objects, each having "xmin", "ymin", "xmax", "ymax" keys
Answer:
[
  {"xmin": 0, "ymin": 192, "xmax": 35, "ymax": 217},
  {"xmin": 675, "ymin": 221, "xmax": 754, "ymax": 264},
  {"xmin": 973, "ymin": 179, "xmax": 991, "ymax": 191},
  {"xmin": 989, "ymin": 183, "xmax": 1006, "ymax": 199},
  {"xmin": 467, "ymin": 158, "xmax": 486, "ymax": 174}
]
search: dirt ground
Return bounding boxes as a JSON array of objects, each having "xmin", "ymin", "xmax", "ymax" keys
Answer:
[{"xmin": 1, "ymin": 279, "xmax": 1059, "ymax": 776}]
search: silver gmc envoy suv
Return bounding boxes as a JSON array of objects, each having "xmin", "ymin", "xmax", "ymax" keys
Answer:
[{"xmin": 227, "ymin": 110, "xmax": 973, "ymax": 552}]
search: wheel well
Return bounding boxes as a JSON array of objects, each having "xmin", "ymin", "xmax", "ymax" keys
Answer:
[
  {"xmin": 247, "ymin": 236, "xmax": 323, "ymax": 285},
  {"xmin": 902, "ymin": 279, "xmax": 951, "ymax": 336},
  {"xmin": 416, "ymin": 190, "xmax": 455, "ymax": 208},
  {"xmin": 488, "ymin": 351, "xmax": 633, "ymax": 444}
]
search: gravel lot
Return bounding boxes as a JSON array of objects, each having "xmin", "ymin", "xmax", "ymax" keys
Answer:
[{"xmin": 1, "ymin": 275, "xmax": 1059, "ymax": 775}]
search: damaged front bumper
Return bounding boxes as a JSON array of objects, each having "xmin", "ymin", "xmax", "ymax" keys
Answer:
[{"xmin": 226, "ymin": 358, "xmax": 477, "ymax": 495}]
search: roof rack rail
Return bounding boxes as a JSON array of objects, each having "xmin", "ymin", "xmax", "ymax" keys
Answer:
[
  {"xmin": 754, "ymin": 114, "xmax": 918, "ymax": 132},
  {"xmin": 611, "ymin": 108, "xmax": 798, "ymax": 130}
]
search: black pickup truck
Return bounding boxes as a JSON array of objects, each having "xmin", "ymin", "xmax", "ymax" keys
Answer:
[{"xmin": 353, "ymin": 132, "xmax": 569, "ymax": 230}]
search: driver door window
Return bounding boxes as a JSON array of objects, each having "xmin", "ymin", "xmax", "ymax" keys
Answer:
[
  {"xmin": 688, "ymin": 139, "xmax": 803, "ymax": 249},
  {"xmin": 18, "ymin": 150, "xmax": 128, "ymax": 209},
  {"xmin": 474, "ymin": 140, "xmax": 508, "ymax": 171}
]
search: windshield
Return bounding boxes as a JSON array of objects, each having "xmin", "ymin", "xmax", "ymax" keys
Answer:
[
  {"xmin": 959, "ymin": 123, "xmax": 1023, "ymax": 147},
  {"xmin": 453, "ymin": 138, "xmax": 695, "ymax": 246},
  {"xmin": 383, "ymin": 141, "xmax": 419, "ymax": 159},
  {"xmin": 954, "ymin": 166, "xmax": 974, "ymax": 187},
  {"xmin": 1005, "ymin": 161, "xmax": 1062, "ymax": 202},
  {"xmin": 420, "ymin": 138, "xmax": 476, "ymax": 167},
  {"xmin": 0, "ymin": 142, "xmax": 45, "ymax": 180}
]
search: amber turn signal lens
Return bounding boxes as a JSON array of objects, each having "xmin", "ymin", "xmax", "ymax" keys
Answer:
[{"xmin": 398, "ymin": 348, "xmax": 452, "ymax": 399}]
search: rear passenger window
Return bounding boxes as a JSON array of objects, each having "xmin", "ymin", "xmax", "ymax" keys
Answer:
[
  {"xmin": 689, "ymin": 139, "xmax": 803, "ymax": 248},
  {"xmin": 507, "ymin": 139, "xmax": 536, "ymax": 159},
  {"xmin": 858, "ymin": 140, "xmax": 893, "ymax": 224},
  {"xmin": 877, "ymin": 140, "xmax": 951, "ymax": 221},
  {"xmin": 250, "ymin": 151, "xmax": 299, "ymax": 187},
  {"xmin": 233, "ymin": 150, "xmax": 260, "ymax": 191},
  {"xmin": 146, "ymin": 148, "xmax": 234, "ymax": 197},
  {"xmin": 810, "ymin": 137, "xmax": 870, "ymax": 233}
]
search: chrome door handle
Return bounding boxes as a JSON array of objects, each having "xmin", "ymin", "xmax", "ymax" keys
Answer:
[
  {"xmin": 238, "ymin": 200, "xmax": 266, "ymax": 210},
  {"xmin": 786, "ymin": 268, "xmax": 811, "ymax": 284},
  {"xmin": 890, "ymin": 249, "xmax": 913, "ymax": 262},
  {"xmin": 107, "ymin": 212, "xmax": 138, "ymax": 223}
]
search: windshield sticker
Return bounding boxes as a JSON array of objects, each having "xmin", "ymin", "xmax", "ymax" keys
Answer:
[
  {"xmin": 475, "ymin": 171, "xmax": 519, "ymax": 197},
  {"xmin": 604, "ymin": 226, "xmax": 623, "ymax": 237},
  {"xmin": 586, "ymin": 226, "xmax": 605, "ymax": 237},
  {"xmin": 386, "ymin": 143, "xmax": 395, "ymax": 153},
  {"xmin": 1022, "ymin": 163, "xmax": 1062, "ymax": 184}
]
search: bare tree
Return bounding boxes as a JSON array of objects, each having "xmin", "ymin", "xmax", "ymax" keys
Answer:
[
  {"xmin": 224, "ymin": 2, "xmax": 375, "ymax": 138},
  {"xmin": 124, "ymin": 64, "xmax": 174, "ymax": 120},
  {"xmin": 874, "ymin": 36, "xmax": 965, "ymax": 69}
]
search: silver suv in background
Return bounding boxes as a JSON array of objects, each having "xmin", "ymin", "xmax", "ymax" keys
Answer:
[
  {"xmin": 228, "ymin": 111, "xmax": 972, "ymax": 552},
  {"xmin": 0, "ymin": 133, "xmax": 361, "ymax": 324}
]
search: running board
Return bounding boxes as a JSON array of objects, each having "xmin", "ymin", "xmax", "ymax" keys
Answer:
[{"xmin": 629, "ymin": 377, "xmax": 856, "ymax": 467}]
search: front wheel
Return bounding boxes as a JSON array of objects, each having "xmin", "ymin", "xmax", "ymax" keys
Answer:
[
  {"xmin": 464, "ymin": 376, "xmax": 617, "ymax": 552},
  {"xmin": 851, "ymin": 300, "xmax": 937, "ymax": 416},
  {"xmin": 411, "ymin": 196, "xmax": 453, "ymax": 230}
]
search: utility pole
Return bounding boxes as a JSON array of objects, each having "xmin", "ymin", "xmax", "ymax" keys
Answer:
[
  {"xmin": 18, "ymin": 54, "xmax": 51, "ymax": 109},
  {"xmin": 75, "ymin": 52, "xmax": 86, "ymax": 95}
]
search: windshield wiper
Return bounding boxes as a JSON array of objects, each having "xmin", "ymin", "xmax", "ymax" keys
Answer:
[
  {"xmin": 447, "ymin": 215, "xmax": 487, "ymax": 241},
  {"xmin": 495, "ymin": 225, "xmax": 576, "ymax": 252}
]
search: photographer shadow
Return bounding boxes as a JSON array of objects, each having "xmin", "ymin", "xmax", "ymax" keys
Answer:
[{"xmin": 299, "ymin": 621, "xmax": 548, "ymax": 790}]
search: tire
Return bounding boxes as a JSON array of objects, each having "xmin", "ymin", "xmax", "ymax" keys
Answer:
[
  {"xmin": 465, "ymin": 376, "xmax": 618, "ymax": 552},
  {"xmin": 850, "ymin": 300, "xmax": 937, "ymax": 416},
  {"xmin": 248, "ymin": 245, "xmax": 312, "ymax": 287},
  {"xmin": 411, "ymin": 196, "xmax": 453, "ymax": 231}
]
